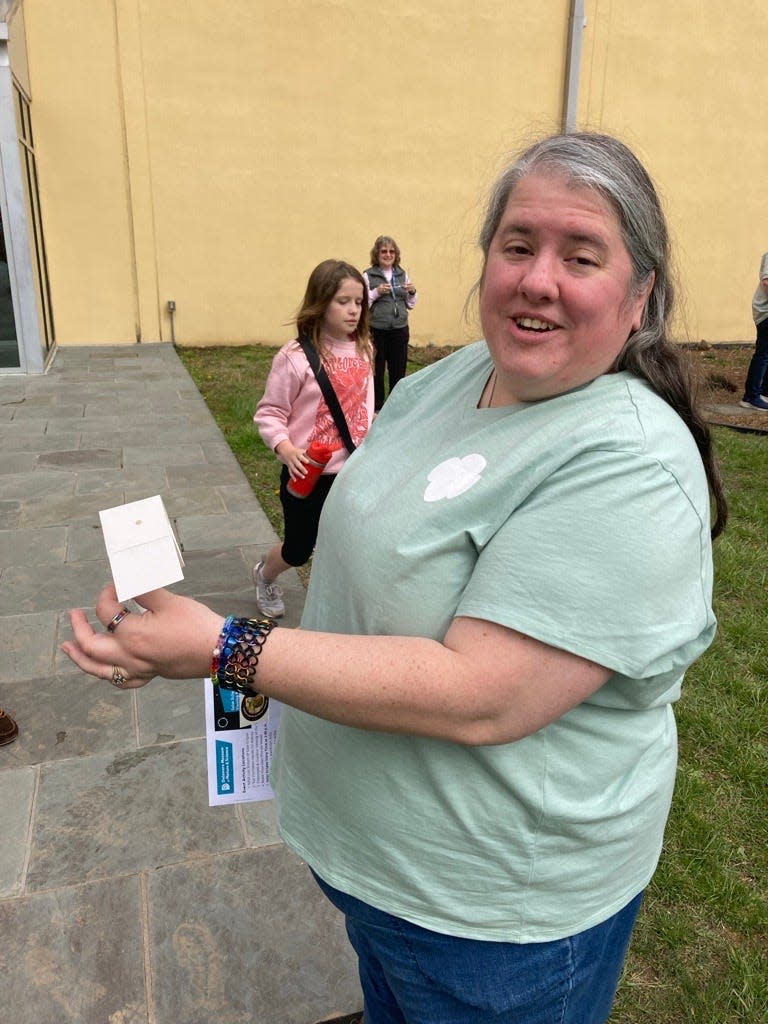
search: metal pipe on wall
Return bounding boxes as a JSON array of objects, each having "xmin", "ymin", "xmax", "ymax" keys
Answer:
[
  {"xmin": 167, "ymin": 299, "xmax": 176, "ymax": 344},
  {"xmin": 563, "ymin": 0, "xmax": 587, "ymax": 133}
]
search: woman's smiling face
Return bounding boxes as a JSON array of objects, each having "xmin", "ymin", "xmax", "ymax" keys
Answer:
[
  {"xmin": 377, "ymin": 244, "xmax": 397, "ymax": 268},
  {"xmin": 479, "ymin": 171, "xmax": 652, "ymax": 404}
]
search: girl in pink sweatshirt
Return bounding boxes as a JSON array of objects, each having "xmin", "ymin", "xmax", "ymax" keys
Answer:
[{"xmin": 252, "ymin": 260, "xmax": 374, "ymax": 617}]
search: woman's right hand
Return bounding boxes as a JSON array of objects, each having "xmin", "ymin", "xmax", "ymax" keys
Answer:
[
  {"xmin": 275, "ymin": 440, "xmax": 309, "ymax": 479},
  {"xmin": 62, "ymin": 585, "xmax": 225, "ymax": 688}
]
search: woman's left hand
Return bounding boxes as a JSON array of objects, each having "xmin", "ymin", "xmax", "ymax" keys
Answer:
[{"xmin": 62, "ymin": 584, "xmax": 225, "ymax": 690}]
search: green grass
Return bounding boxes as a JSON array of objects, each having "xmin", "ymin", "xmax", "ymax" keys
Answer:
[
  {"xmin": 177, "ymin": 344, "xmax": 767, "ymax": 1023},
  {"xmin": 177, "ymin": 343, "xmax": 286, "ymax": 540}
]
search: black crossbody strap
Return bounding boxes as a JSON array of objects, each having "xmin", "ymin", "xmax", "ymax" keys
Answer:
[{"xmin": 298, "ymin": 335, "xmax": 356, "ymax": 454}]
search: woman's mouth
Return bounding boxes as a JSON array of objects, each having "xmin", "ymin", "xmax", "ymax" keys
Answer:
[{"xmin": 514, "ymin": 316, "xmax": 558, "ymax": 333}]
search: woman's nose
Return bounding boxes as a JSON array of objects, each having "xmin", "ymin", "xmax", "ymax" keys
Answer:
[{"xmin": 518, "ymin": 253, "xmax": 559, "ymax": 302}]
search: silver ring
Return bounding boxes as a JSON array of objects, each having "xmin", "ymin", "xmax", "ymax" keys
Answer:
[
  {"xmin": 111, "ymin": 665, "xmax": 129, "ymax": 689},
  {"xmin": 107, "ymin": 607, "xmax": 132, "ymax": 633}
]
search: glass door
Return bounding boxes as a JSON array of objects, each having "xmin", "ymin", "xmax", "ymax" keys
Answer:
[
  {"xmin": 0, "ymin": 5, "xmax": 54, "ymax": 374},
  {"xmin": 14, "ymin": 82, "xmax": 54, "ymax": 360},
  {"xmin": 0, "ymin": 208, "xmax": 18, "ymax": 367}
]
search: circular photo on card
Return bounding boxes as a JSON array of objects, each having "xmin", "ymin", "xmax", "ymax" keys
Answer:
[{"xmin": 241, "ymin": 693, "xmax": 269, "ymax": 722}]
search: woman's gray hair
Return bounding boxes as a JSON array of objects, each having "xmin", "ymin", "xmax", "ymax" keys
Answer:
[{"xmin": 478, "ymin": 132, "xmax": 672, "ymax": 363}]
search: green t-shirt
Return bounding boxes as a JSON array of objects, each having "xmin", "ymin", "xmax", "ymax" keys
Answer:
[{"xmin": 271, "ymin": 341, "xmax": 715, "ymax": 942}]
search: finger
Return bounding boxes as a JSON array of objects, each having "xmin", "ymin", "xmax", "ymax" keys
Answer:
[
  {"xmin": 62, "ymin": 620, "xmax": 142, "ymax": 678},
  {"xmin": 94, "ymin": 583, "xmax": 122, "ymax": 628},
  {"xmin": 60, "ymin": 641, "xmax": 150, "ymax": 690},
  {"xmin": 60, "ymin": 639, "xmax": 111, "ymax": 679},
  {"xmin": 68, "ymin": 607, "xmax": 135, "ymax": 665},
  {"xmin": 124, "ymin": 586, "xmax": 173, "ymax": 614},
  {"xmin": 68, "ymin": 607, "xmax": 101, "ymax": 650}
]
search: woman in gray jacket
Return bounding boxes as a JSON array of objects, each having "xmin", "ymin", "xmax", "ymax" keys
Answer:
[{"xmin": 364, "ymin": 235, "xmax": 418, "ymax": 410}]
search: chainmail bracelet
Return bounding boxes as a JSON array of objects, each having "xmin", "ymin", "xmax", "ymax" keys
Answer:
[{"xmin": 211, "ymin": 615, "xmax": 277, "ymax": 695}]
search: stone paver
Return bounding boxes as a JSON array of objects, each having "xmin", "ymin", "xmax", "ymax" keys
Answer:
[
  {"xmin": 0, "ymin": 875, "xmax": 148, "ymax": 1024},
  {"xmin": 0, "ymin": 765, "xmax": 34, "ymax": 895},
  {"xmin": 0, "ymin": 525, "xmax": 67, "ymax": 566},
  {"xmin": 148, "ymin": 845, "xmax": 359, "ymax": 1024},
  {"xmin": 27, "ymin": 740, "xmax": 248, "ymax": 890},
  {"xmin": 0, "ymin": 611, "xmax": 58, "ymax": 683}
]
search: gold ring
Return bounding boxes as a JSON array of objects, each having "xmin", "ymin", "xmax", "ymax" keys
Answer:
[
  {"xmin": 107, "ymin": 607, "xmax": 132, "ymax": 633},
  {"xmin": 111, "ymin": 666, "xmax": 129, "ymax": 689}
]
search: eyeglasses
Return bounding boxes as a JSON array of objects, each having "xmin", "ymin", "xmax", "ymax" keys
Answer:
[{"xmin": 379, "ymin": 249, "xmax": 396, "ymax": 254}]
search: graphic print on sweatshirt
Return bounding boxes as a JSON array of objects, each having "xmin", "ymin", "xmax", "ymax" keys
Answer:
[{"xmin": 309, "ymin": 352, "xmax": 371, "ymax": 448}]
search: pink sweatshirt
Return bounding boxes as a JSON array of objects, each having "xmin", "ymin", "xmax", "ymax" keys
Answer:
[{"xmin": 254, "ymin": 338, "xmax": 374, "ymax": 476}]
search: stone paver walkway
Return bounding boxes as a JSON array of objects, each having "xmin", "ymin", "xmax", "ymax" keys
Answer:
[{"xmin": 0, "ymin": 344, "xmax": 360, "ymax": 1024}]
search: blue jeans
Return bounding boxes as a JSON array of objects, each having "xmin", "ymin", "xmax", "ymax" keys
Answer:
[
  {"xmin": 743, "ymin": 317, "xmax": 768, "ymax": 401},
  {"xmin": 312, "ymin": 873, "xmax": 643, "ymax": 1024}
]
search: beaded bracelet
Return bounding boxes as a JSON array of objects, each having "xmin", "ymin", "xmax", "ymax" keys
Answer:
[{"xmin": 211, "ymin": 615, "xmax": 277, "ymax": 695}]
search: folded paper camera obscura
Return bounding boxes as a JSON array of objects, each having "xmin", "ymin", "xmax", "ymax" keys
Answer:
[{"xmin": 99, "ymin": 495, "xmax": 185, "ymax": 602}]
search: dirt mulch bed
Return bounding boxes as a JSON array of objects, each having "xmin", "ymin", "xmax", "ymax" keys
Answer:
[
  {"xmin": 686, "ymin": 342, "xmax": 768, "ymax": 433},
  {"xmin": 409, "ymin": 342, "xmax": 768, "ymax": 435}
]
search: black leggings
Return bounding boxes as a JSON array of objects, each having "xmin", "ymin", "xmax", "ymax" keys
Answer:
[
  {"xmin": 372, "ymin": 325, "xmax": 409, "ymax": 410},
  {"xmin": 279, "ymin": 465, "xmax": 336, "ymax": 566}
]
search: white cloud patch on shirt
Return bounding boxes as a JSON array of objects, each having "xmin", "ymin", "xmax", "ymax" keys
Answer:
[{"xmin": 424, "ymin": 454, "xmax": 487, "ymax": 502}]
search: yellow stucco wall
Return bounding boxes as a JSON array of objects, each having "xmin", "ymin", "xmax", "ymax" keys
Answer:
[
  {"xmin": 22, "ymin": 1, "xmax": 139, "ymax": 345},
  {"xmin": 23, "ymin": 0, "xmax": 570, "ymax": 346},
  {"xmin": 19, "ymin": 1, "xmax": 767, "ymax": 348},
  {"xmin": 580, "ymin": 0, "xmax": 765, "ymax": 342}
]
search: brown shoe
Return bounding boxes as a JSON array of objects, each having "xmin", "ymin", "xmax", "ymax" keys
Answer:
[{"xmin": 0, "ymin": 708, "xmax": 18, "ymax": 746}]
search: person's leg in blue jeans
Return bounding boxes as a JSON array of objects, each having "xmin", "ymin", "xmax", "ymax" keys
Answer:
[
  {"xmin": 313, "ymin": 872, "xmax": 643, "ymax": 1024},
  {"xmin": 741, "ymin": 317, "xmax": 768, "ymax": 403}
]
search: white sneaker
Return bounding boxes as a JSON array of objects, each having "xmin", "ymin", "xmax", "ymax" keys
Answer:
[{"xmin": 252, "ymin": 560, "xmax": 285, "ymax": 617}]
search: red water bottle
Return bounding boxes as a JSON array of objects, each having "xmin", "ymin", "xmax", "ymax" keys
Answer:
[{"xmin": 286, "ymin": 441, "xmax": 333, "ymax": 498}]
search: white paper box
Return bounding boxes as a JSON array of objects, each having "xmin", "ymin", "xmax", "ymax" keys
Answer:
[{"xmin": 99, "ymin": 495, "xmax": 184, "ymax": 601}]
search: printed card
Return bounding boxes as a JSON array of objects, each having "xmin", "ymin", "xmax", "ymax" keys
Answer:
[{"xmin": 204, "ymin": 680, "xmax": 280, "ymax": 804}]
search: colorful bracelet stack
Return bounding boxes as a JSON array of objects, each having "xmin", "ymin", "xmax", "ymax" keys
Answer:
[{"xmin": 211, "ymin": 615, "xmax": 277, "ymax": 695}]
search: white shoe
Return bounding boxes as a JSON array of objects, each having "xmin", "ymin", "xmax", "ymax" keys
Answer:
[{"xmin": 252, "ymin": 561, "xmax": 285, "ymax": 617}]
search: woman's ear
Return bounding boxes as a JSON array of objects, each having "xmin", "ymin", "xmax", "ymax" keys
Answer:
[{"xmin": 629, "ymin": 270, "xmax": 656, "ymax": 331}]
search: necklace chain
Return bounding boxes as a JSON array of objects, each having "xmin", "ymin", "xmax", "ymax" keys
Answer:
[{"xmin": 482, "ymin": 370, "xmax": 497, "ymax": 409}]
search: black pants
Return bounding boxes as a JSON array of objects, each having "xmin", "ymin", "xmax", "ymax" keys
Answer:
[
  {"xmin": 372, "ymin": 325, "xmax": 409, "ymax": 410},
  {"xmin": 279, "ymin": 465, "xmax": 336, "ymax": 566}
]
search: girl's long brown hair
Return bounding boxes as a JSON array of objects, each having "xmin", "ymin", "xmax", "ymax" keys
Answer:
[{"xmin": 294, "ymin": 259, "xmax": 372, "ymax": 363}]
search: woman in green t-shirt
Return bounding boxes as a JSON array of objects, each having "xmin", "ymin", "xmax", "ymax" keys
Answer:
[{"xmin": 63, "ymin": 133, "xmax": 727, "ymax": 1024}]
